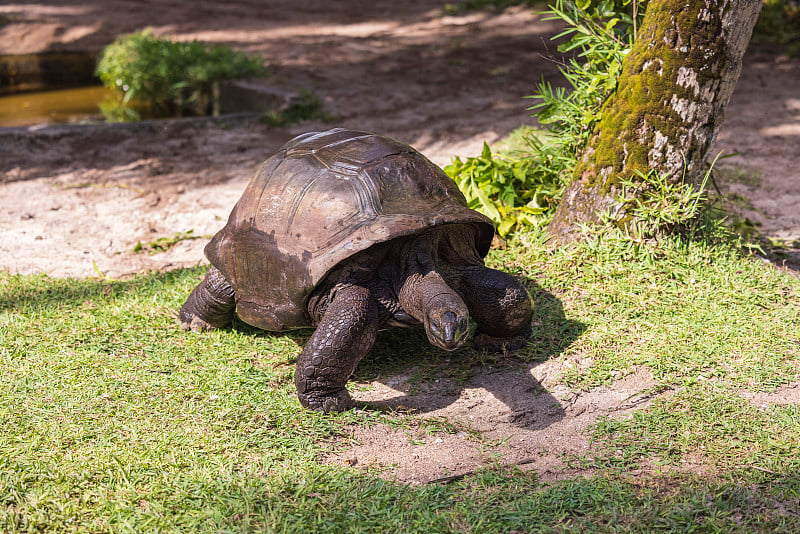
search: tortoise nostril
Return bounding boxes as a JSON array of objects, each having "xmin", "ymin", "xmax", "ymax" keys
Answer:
[{"xmin": 441, "ymin": 312, "xmax": 459, "ymax": 343}]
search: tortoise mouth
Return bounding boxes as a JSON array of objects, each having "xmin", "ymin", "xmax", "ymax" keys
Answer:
[{"xmin": 431, "ymin": 334, "xmax": 468, "ymax": 351}]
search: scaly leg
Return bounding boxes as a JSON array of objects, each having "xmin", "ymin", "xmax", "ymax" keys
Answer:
[
  {"xmin": 295, "ymin": 284, "xmax": 380, "ymax": 412},
  {"xmin": 458, "ymin": 265, "xmax": 532, "ymax": 352},
  {"xmin": 179, "ymin": 267, "xmax": 236, "ymax": 331}
]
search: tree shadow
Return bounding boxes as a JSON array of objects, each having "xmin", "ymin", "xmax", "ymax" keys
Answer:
[{"xmin": 0, "ymin": 268, "xmax": 196, "ymax": 313}]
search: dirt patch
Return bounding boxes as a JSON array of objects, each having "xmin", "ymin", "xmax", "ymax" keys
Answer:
[
  {"xmin": 1, "ymin": 4, "xmax": 798, "ymax": 277},
  {"xmin": 1, "ymin": 1, "xmax": 799, "ymax": 483},
  {"xmin": 325, "ymin": 364, "xmax": 660, "ymax": 483},
  {"xmin": 739, "ymin": 383, "xmax": 800, "ymax": 408},
  {"xmin": 0, "ymin": 1, "xmax": 567, "ymax": 278},
  {"xmin": 711, "ymin": 53, "xmax": 800, "ymax": 269}
]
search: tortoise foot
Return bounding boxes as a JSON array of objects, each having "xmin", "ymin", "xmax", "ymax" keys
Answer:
[
  {"xmin": 179, "ymin": 312, "xmax": 218, "ymax": 332},
  {"xmin": 178, "ymin": 267, "xmax": 235, "ymax": 332},
  {"xmin": 298, "ymin": 389, "xmax": 355, "ymax": 413}
]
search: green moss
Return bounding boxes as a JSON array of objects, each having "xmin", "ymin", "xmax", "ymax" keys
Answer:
[{"xmin": 576, "ymin": 0, "xmax": 729, "ymax": 194}]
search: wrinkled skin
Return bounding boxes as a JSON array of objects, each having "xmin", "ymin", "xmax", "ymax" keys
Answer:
[{"xmin": 180, "ymin": 224, "xmax": 532, "ymax": 412}]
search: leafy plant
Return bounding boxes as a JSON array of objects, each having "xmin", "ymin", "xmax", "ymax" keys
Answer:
[
  {"xmin": 444, "ymin": 136, "xmax": 566, "ymax": 236},
  {"xmin": 95, "ymin": 29, "xmax": 267, "ymax": 120},
  {"xmin": 528, "ymin": 0, "xmax": 640, "ymax": 158},
  {"xmin": 565, "ymin": 152, "xmax": 761, "ymax": 255},
  {"xmin": 610, "ymin": 154, "xmax": 722, "ymax": 240},
  {"xmin": 617, "ymin": 170, "xmax": 710, "ymax": 238},
  {"xmin": 446, "ymin": 0, "xmax": 644, "ymax": 236}
]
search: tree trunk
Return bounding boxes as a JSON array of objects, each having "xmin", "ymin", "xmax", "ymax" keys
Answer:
[{"xmin": 546, "ymin": 0, "xmax": 762, "ymax": 242}]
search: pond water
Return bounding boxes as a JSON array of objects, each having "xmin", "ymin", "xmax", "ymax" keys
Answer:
[{"xmin": 0, "ymin": 86, "xmax": 113, "ymax": 128}]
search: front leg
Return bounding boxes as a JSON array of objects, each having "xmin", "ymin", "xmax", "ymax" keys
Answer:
[
  {"xmin": 458, "ymin": 266, "xmax": 532, "ymax": 352},
  {"xmin": 295, "ymin": 284, "xmax": 380, "ymax": 412}
]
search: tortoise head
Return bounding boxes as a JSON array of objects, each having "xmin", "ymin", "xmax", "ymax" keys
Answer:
[
  {"xmin": 424, "ymin": 301, "xmax": 470, "ymax": 351},
  {"xmin": 396, "ymin": 228, "xmax": 475, "ymax": 351}
]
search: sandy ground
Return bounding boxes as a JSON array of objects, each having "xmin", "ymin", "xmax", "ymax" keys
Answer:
[{"xmin": 1, "ymin": 1, "xmax": 798, "ymax": 483}]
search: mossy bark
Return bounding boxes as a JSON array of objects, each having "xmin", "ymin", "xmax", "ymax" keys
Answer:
[{"xmin": 547, "ymin": 0, "xmax": 762, "ymax": 242}]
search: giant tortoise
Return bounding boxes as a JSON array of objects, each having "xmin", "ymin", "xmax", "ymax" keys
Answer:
[{"xmin": 180, "ymin": 128, "xmax": 532, "ymax": 412}]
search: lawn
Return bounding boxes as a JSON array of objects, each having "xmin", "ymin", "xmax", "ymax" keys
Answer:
[{"xmin": 1, "ymin": 230, "xmax": 799, "ymax": 532}]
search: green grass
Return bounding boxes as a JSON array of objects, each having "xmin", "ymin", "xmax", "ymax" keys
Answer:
[
  {"xmin": 1, "ymin": 229, "xmax": 800, "ymax": 532},
  {"xmin": 523, "ymin": 238, "xmax": 800, "ymax": 390}
]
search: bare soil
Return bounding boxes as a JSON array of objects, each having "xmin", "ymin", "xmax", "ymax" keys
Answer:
[{"xmin": 1, "ymin": 1, "xmax": 798, "ymax": 483}]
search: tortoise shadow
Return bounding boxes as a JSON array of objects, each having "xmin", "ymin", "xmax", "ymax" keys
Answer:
[
  {"xmin": 348, "ymin": 277, "xmax": 585, "ymax": 430},
  {"xmin": 234, "ymin": 276, "xmax": 584, "ymax": 430}
]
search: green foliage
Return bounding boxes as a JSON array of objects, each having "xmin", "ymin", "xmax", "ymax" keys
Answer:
[
  {"xmin": 609, "ymin": 157, "xmax": 720, "ymax": 242},
  {"xmin": 575, "ymin": 153, "xmax": 772, "ymax": 253},
  {"xmin": 446, "ymin": 1, "xmax": 644, "ymax": 236},
  {"xmin": 442, "ymin": 0, "xmax": 538, "ymax": 15},
  {"xmin": 95, "ymin": 29, "xmax": 267, "ymax": 120},
  {"xmin": 444, "ymin": 136, "xmax": 566, "ymax": 236},
  {"xmin": 619, "ymin": 171, "xmax": 708, "ymax": 235},
  {"xmin": 529, "ymin": 0, "xmax": 640, "ymax": 156},
  {"xmin": 752, "ymin": 0, "xmax": 800, "ymax": 56}
]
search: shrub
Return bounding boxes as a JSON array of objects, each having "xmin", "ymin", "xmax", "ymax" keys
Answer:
[
  {"xmin": 443, "ymin": 0, "xmax": 538, "ymax": 15},
  {"xmin": 444, "ymin": 134, "xmax": 567, "ymax": 236},
  {"xmin": 752, "ymin": 0, "xmax": 800, "ymax": 56},
  {"xmin": 95, "ymin": 29, "xmax": 267, "ymax": 120},
  {"xmin": 446, "ymin": 0, "xmax": 644, "ymax": 236}
]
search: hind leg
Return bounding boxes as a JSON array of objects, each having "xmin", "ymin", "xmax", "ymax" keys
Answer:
[
  {"xmin": 458, "ymin": 265, "xmax": 532, "ymax": 352},
  {"xmin": 179, "ymin": 267, "xmax": 236, "ymax": 331}
]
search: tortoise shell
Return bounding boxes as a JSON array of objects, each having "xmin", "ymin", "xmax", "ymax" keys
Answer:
[{"xmin": 205, "ymin": 128, "xmax": 494, "ymax": 331}]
